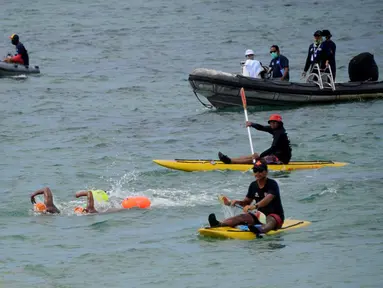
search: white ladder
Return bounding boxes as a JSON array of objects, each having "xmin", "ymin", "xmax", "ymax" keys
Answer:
[{"xmin": 306, "ymin": 63, "xmax": 336, "ymax": 91}]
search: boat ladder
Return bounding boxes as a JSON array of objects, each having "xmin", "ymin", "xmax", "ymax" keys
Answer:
[{"xmin": 306, "ymin": 63, "xmax": 336, "ymax": 91}]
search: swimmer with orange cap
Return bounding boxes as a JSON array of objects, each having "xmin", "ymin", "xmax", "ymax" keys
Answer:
[
  {"xmin": 74, "ymin": 191, "xmax": 151, "ymax": 214},
  {"xmin": 30, "ymin": 187, "xmax": 60, "ymax": 214}
]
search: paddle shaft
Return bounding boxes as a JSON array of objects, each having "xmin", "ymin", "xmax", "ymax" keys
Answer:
[{"xmin": 240, "ymin": 88, "xmax": 255, "ymax": 164}]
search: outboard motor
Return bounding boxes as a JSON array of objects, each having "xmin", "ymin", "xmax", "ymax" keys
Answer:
[{"xmin": 348, "ymin": 52, "xmax": 379, "ymax": 82}]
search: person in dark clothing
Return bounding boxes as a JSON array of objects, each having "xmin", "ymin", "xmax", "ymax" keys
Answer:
[
  {"xmin": 321, "ymin": 29, "xmax": 336, "ymax": 80},
  {"xmin": 208, "ymin": 160, "xmax": 285, "ymax": 234},
  {"xmin": 4, "ymin": 34, "xmax": 29, "ymax": 66},
  {"xmin": 218, "ymin": 114, "xmax": 292, "ymax": 164},
  {"xmin": 269, "ymin": 45, "xmax": 290, "ymax": 81},
  {"xmin": 302, "ymin": 30, "xmax": 325, "ymax": 78}
]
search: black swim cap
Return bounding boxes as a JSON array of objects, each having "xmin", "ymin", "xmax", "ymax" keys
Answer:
[
  {"xmin": 252, "ymin": 159, "xmax": 268, "ymax": 173},
  {"xmin": 313, "ymin": 30, "xmax": 322, "ymax": 37},
  {"xmin": 321, "ymin": 30, "xmax": 332, "ymax": 37}
]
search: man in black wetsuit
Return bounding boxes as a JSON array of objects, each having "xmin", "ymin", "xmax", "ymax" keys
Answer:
[
  {"xmin": 208, "ymin": 159, "xmax": 285, "ymax": 233},
  {"xmin": 218, "ymin": 114, "xmax": 292, "ymax": 164}
]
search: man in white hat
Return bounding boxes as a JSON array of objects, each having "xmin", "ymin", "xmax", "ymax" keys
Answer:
[{"xmin": 242, "ymin": 49, "xmax": 264, "ymax": 79}]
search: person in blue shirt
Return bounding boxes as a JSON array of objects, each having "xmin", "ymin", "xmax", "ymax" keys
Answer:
[
  {"xmin": 321, "ymin": 30, "xmax": 336, "ymax": 80},
  {"xmin": 269, "ymin": 45, "xmax": 289, "ymax": 81}
]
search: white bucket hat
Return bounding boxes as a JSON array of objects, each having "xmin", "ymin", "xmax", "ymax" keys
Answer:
[{"xmin": 245, "ymin": 49, "xmax": 255, "ymax": 56}]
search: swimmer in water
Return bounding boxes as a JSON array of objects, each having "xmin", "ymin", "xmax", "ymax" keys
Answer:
[
  {"xmin": 74, "ymin": 190, "xmax": 124, "ymax": 214},
  {"xmin": 30, "ymin": 187, "xmax": 60, "ymax": 214}
]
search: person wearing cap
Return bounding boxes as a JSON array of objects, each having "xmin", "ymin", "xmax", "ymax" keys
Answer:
[
  {"xmin": 30, "ymin": 187, "xmax": 60, "ymax": 214},
  {"xmin": 218, "ymin": 114, "xmax": 292, "ymax": 165},
  {"xmin": 269, "ymin": 45, "xmax": 290, "ymax": 81},
  {"xmin": 321, "ymin": 29, "xmax": 336, "ymax": 80},
  {"xmin": 208, "ymin": 159, "xmax": 285, "ymax": 233},
  {"xmin": 242, "ymin": 49, "xmax": 265, "ymax": 79},
  {"xmin": 74, "ymin": 190, "xmax": 127, "ymax": 214},
  {"xmin": 3, "ymin": 34, "xmax": 29, "ymax": 66},
  {"xmin": 302, "ymin": 30, "xmax": 325, "ymax": 78}
]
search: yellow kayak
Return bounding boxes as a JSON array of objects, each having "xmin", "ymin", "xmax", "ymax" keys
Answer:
[
  {"xmin": 198, "ymin": 219, "xmax": 311, "ymax": 240},
  {"xmin": 153, "ymin": 159, "xmax": 348, "ymax": 172}
]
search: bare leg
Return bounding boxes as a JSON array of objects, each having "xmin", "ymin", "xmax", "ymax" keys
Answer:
[
  {"xmin": 258, "ymin": 216, "xmax": 277, "ymax": 233},
  {"xmin": 230, "ymin": 153, "xmax": 260, "ymax": 164},
  {"xmin": 209, "ymin": 213, "xmax": 257, "ymax": 227}
]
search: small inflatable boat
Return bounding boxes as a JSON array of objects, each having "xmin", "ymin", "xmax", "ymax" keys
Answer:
[
  {"xmin": 0, "ymin": 61, "xmax": 40, "ymax": 77},
  {"xmin": 189, "ymin": 53, "xmax": 382, "ymax": 109}
]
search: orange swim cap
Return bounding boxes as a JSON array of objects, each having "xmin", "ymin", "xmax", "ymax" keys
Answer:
[
  {"xmin": 121, "ymin": 196, "xmax": 151, "ymax": 209},
  {"xmin": 34, "ymin": 202, "xmax": 47, "ymax": 212},
  {"xmin": 74, "ymin": 206, "xmax": 85, "ymax": 214}
]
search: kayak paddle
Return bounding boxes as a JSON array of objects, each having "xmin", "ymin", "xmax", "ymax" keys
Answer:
[
  {"xmin": 240, "ymin": 88, "xmax": 256, "ymax": 164},
  {"xmin": 218, "ymin": 194, "xmax": 266, "ymax": 224}
]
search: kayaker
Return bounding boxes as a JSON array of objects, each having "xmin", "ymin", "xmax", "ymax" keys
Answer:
[
  {"xmin": 321, "ymin": 29, "xmax": 337, "ymax": 80},
  {"xmin": 242, "ymin": 49, "xmax": 265, "ymax": 79},
  {"xmin": 30, "ymin": 187, "xmax": 61, "ymax": 214},
  {"xmin": 4, "ymin": 34, "xmax": 29, "ymax": 66},
  {"xmin": 269, "ymin": 45, "xmax": 290, "ymax": 81},
  {"xmin": 208, "ymin": 160, "xmax": 285, "ymax": 234},
  {"xmin": 302, "ymin": 30, "xmax": 325, "ymax": 79},
  {"xmin": 218, "ymin": 114, "xmax": 292, "ymax": 164}
]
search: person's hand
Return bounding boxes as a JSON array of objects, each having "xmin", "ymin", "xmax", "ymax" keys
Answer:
[
  {"xmin": 246, "ymin": 121, "xmax": 252, "ymax": 127},
  {"xmin": 230, "ymin": 200, "xmax": 238, "ymax": 207},
  {"xmin": 243, "ymin": 205, "xmax": 255, "ymax": 213},
  {"xmin": 301, "ymin": 71, "xmax": 307, "ymax": 78},
  {"xmin": 30, "ymin": 195, "xmax": 36, "ymax": 204}
]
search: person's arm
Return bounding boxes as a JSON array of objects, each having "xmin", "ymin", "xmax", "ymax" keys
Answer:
[
  {"xmin": 30, "ymin": 187, "xmax": 54, "ymax": 206},
  {"xmin": 281, "ymin": 57, "xmax": 289, "ymax": 80},
  {"xmin": 247, "ymin": 122, "xmax": 273, "ymax": 134},
  {"xmin": 303, "ymin": 45, "xmax": 312, "ymax": 73},
  {"xmin": 76, "ymin": 191, "xmax": 97, "ymax": 213}
]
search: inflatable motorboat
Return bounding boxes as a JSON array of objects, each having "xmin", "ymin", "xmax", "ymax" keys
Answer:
[
  {"xmin": 189, "ymin": 52, "xmax": 382, "ymax": 109},
  {"xmin": 0, "ymin": 61, "xmax": 40, "ymax": 77}
]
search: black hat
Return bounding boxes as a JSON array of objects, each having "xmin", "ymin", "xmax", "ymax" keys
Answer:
[
  {"xmin": 252, "ymin": 159, "xmax": 268, "ymax": 173},
  {"xmin": 313, "ymin": 30, "xmax": 322, "ymax": 37},
  {"xmin": 322, "ymin": 30, "xmax": 332, "ymax": 37}
]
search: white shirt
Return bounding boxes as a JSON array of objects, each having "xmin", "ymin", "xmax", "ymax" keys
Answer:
[{"xmin": 242, "ymin": 59, "xmax": 263, "ymax": 78}]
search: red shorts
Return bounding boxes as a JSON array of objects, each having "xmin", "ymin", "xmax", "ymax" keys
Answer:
[{"xmin": 269, "ymin": 214, "xmax": 284, "ymax": 230}]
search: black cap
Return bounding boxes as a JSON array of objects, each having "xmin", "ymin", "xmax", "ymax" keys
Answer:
[
  {"xmin": 252, "ymin": 159, "xmax": 268, "ymax": 173},
  {"xmin": 313, "ymin": 30, "xmax": 322, "ymax": 37},
  {"xmin": 321, "ymin": 30, "xmax": 332, "ymax": 37}
]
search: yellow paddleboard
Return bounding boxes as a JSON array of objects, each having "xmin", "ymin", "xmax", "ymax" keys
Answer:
[
  {"xmin": 153, "ymin": 159, "xmax": 347, "ymax": 172},
  {"xmin": 198, "ymin": 219, "xmax": 311, "ymax": 240}
]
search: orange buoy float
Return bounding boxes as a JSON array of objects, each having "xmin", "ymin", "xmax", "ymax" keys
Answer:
[
  {"xmin": 34, "ymin": 202, "xmax": 47, "ymax": 212},
  {"xmin": 121, "ymin": 196, "xmax": 151, "ymax": 209}
]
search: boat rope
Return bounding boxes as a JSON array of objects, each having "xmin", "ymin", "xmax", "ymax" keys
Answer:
[{"xmin": 193, "ymin": 90, "xmax": 213, "ymax": 109}]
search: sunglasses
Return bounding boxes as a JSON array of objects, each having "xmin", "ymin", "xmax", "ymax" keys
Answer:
[{"xmin": 269, "ymin": 51, "xmax": 277, "ymax": 53}]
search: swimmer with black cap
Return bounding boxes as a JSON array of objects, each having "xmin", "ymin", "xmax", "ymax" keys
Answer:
[{"xmin": 30, "ymin": 187, "xmax": 60, "ymax": 214}]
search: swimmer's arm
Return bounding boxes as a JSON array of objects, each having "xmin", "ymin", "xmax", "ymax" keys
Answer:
[
  {"xmin": 30, "ymin": 187, "xmax": 53, "ymax": 205},
  {"xmin": 76, "ymin": 191, "xmax": 97, "ymax": 213}
]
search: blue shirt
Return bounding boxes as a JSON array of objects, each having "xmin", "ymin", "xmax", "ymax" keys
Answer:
[{"xmin": 269, "ymin": 54, "xmax": 289, "ymax": 81}]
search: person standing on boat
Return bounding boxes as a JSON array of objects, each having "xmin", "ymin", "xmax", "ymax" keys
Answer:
[
  {"xmin": 208, "ymin": 160, "xmax": 285, "ymax": 234},
  {"xmin": 302, "ymin": 30, "xmax": 325, "ymax": 79},
  {"xmin": 3, "ymin": 34, "xmax": 29, "ymax": 66},
  {"xmin": 242, "ymin": 49, "xmax": 265, "ymax": 79},
  {"xmin": 218, "ymin": 114, "xmax": 292, "ymax": 164},
  {"xmin": 321, "ymin": 30, "xmax": 336, "ymax": 81},
  {"xmin": 269, "ymin": 45, "xmax": 290, "ymax": 81}
]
